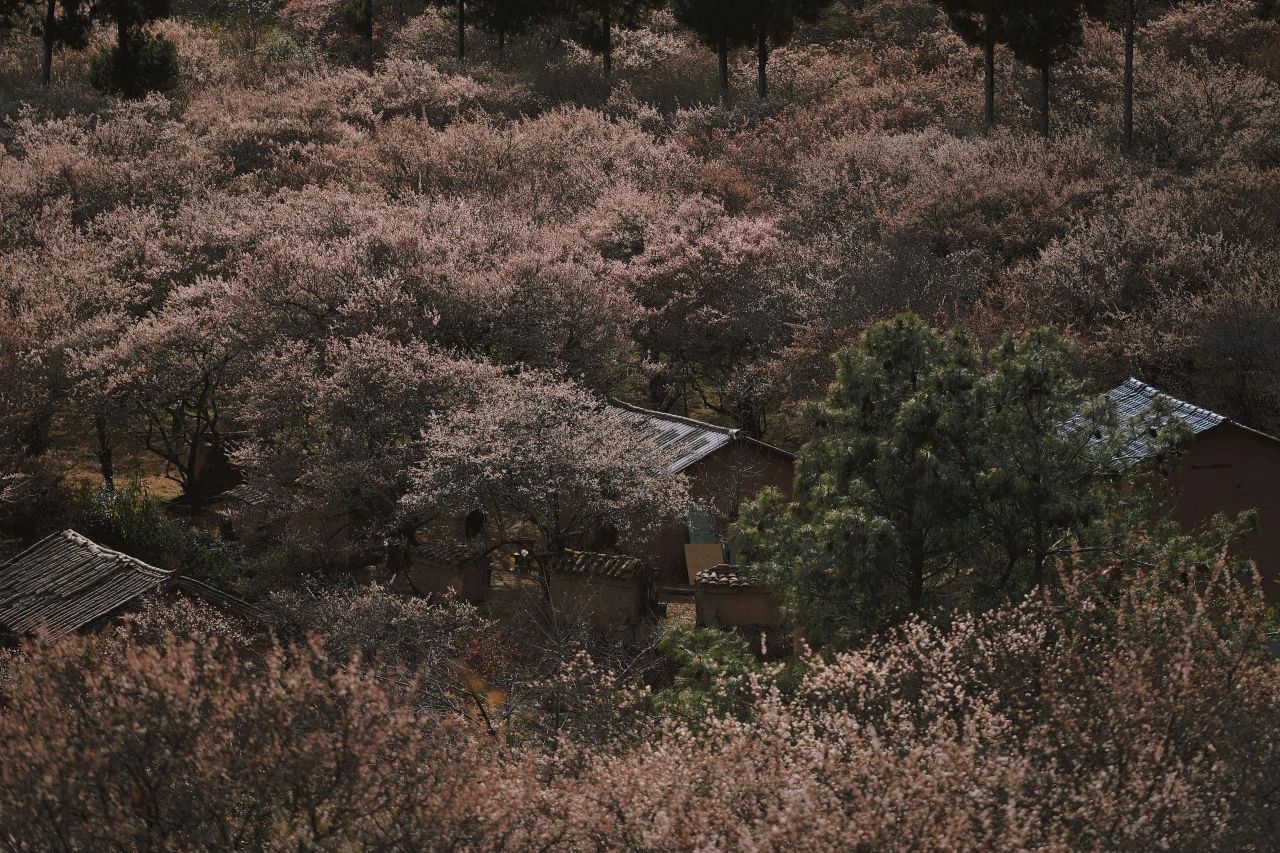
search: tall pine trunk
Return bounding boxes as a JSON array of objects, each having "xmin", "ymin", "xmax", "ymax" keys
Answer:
[
  {"xmin": 717, "ymin": 36, "xmax": 729, "ymax": 104},
  {"xmin": 95, "ymin": 414, "xmax": 114, "ymax": 491},
  {"xmin": 983, "ymin": 19, "xmax": 995, "ymax": 128},
  {"xmin": 601, "ymin": 5, "xmax": 612, "ymax": 87},
  {"xmin": 41, "ymin": 0, "xmax": 55, "ymax": 86},
  {"xmin": 1123, "ymin": 0, "xmax": 1134, "ymax": 154},
  {"xmin": 1039, "ymin": 63, "xmax": 1051, "ymax": 138},
  {"xmin": 361, "ymin": 0, "xmax": 373, "ymax": 71},
  {"xmin": 456, "ymin": 0, "xmax": 465, "ymax": 63},
  {"xmin": 756, "ymin": 31, "xmax": 768, "ymax": 100}
]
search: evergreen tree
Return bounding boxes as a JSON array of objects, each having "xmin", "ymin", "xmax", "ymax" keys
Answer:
[
  {"xmin": 91, "ymin": 0, "xmax": 177, "ymax": 96},
  {"xmin": 1004, "ymin": 0, "xmax": 1088, "ymax": 137},
  {"xmin": 473, "ymin": 0, "xmax": 549, "ymax": 58},
  {"xmin": 671, "ymin": 0, "xmax": 753, "ymax": 102},
  {"xmin": 740, "ymin": 0, "xmax": 830, "ymax": 100},
  {"xmin": 559, "ymin": 0, "xmax": 664, "ymax": 86},
  {"xmin": 734, "ymin": 316, "xmax": 1173, "ymax": 648},
  {"xmin": 0, "ymin": 0, "xmax": 92, "ymax": 85},
  {"xmin": 933, "ymin": 0, "xmax": 1016, "ymax": 128}
]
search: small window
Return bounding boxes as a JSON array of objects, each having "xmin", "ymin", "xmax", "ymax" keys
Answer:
[
  {"xmin": 463, "ymin": 509, "xmax": 486, "ymax": 540},
  {"xmin": 686, "ymin": 506, "xmax": 718, "ymax": 545}
]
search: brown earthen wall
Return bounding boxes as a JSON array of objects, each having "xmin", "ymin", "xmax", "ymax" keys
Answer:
[{"xmin": 1169, "ymin": 424, "xmax": 1280, "ymax": 601}]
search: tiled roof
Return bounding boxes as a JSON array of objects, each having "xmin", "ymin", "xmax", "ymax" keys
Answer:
[
  {"xmin": 412, "ymin": 542, "xmax": 485, "ymax": 566},
  {"xmin": 221, "ymin": 482, "xmax": 273, "ymax": 508},
  {"xmin": 696, "ymin": 565, "xmax": 759, "ymax": 588},
  {"xmin": 1102, "ymin": 378, "xmax": 1234, "ymax": 460},
  {"xmin": 544, "ymin": 550, "xmax": 645, "ymax": 579},
  {"xmin": 0, "ymin": 530, "xmax": 174, "ymax": 637}
]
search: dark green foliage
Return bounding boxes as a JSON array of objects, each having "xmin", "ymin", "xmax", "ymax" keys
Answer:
[
  {"xmin": 733, "ymin": 314, "xmax": 1181, "ymax": 649},
  {"xmin": 650, "ymin": 627, "xmax": 764, "ymax": 722},
  {"xmin": 0, "ymin": 0, "xmax": 93, "ymax": 85},
  {"xmin": 1003, "ymin": 0, "xmax": 1089, "ymax": 135},
  {"xmin": 90, "ymin": 33, "xmax": 179, "ymax": 96},
  {"xmin": 473, "ymin": 0, "xmax": 551, "ymax": 51},
  {"xmin": 89, "ymin": 0, "xmax": 176, "ymax": 96},
  {"xmin": 557, "ymin": 0, "xmax": 664, "ymax": 81},
  {"xmin": 70, "ymin": 482, "xmax": 237, "ymax": 585}
]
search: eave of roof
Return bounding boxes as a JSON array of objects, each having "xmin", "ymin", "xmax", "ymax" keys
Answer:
[
  {"xmin": 1103, "ymin": 377, "xmax": 1280, "ymax": 460},
  {"xmin": 608, "ymin": 399, "xmax": 793, "ymax": 474}
]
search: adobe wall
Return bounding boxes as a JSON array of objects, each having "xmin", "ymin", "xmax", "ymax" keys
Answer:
[
  {"xmin": 1170, "ymin": 424, "xmax": 1280, "ymax": 601},
  {"xmin": 548, "ymin": 572, "xmax": 649, "ymax": 627},
  {"xmin": 694, "ymin": 586, "xmax": 786, "ymax": 657},
  {"xmin": 408, "ymin": 558, "xmax": 490, "ymax": 603}
]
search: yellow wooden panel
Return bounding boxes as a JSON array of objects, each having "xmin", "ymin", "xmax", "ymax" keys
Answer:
[{"xmin": 684, "ymin": 543, "xmax": 725, "ymax": 585}]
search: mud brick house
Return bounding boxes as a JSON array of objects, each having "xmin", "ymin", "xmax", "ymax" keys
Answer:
[
  {"xmin": 407, "ymin": 542, "xmax": 491, "ymax": 604},
  {"xmin": 0, "ymin": 530, "xmax": 261, "ymax": 642},
  {"xmin": 1105, "ymin": 378, "xmax": 1280, "ymax": 601},
  {"xmin": 543, "ymin": 550, "xmax": 657, "ymax": 628},
  {"xmin": 694, "ymin": 565, "xmax": 786, "ymax": 656},
  {"xmin": 610, "ymin": 401, "xmax": 795, "ymax": 585}
]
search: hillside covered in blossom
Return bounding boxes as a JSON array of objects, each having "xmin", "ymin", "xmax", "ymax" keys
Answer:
[{"xmin": 2, "ymin": 0, "xmax": 1280, "ymax": 848}]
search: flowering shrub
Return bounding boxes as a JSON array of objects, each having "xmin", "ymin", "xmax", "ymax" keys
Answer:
[{"xmin": 1, "ymin": 554, "xmax": 1277, "ymax": 848}]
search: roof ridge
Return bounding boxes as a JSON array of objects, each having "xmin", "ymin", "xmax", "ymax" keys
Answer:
[
  {"xmin": 59, "ymin": 530, "xmax": 173, "ymax": 580},
  {"xmin": 1123, "ymin": 377, "xmax": 1226, "ymax": 424},
  {"xmin": 607, "ymin": 398, "xmax": 738, "ymax": 436}
]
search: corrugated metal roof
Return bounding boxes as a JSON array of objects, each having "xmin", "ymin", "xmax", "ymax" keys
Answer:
[
  {"xmin": 608, "ymin": 401, "xmax": 739, "ymax": 474},
  {"xmin": 544, "ymin": 550, "xmax": 645, "ymax": 579},
  {"xmin": 0, "ymin": 530, "xmax": 174, "ymax": 637}
]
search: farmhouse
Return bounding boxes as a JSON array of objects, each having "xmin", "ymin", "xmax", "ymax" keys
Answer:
[
  {"xmin": 610, "ymin": 401, "xmax": 795, "ymax": 585},
  {"xmin": 1106, "ymin": 378, "xmax": 1280, "ymax": 600},
  {"xmin": 0, "ymin": 530, "xmax": 260, "ymax": 642}
]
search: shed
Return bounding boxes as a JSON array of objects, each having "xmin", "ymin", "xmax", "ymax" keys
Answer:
[
  {"xmin": 609, "ymin": 401, "xmax": 795, "ymax": 585},
  {"xmin": 407, "ymin": 542, "xmax": 491, "ymax": 604},
  {"xmin": 1103, "ymin": 378, "xmax": 1280, "ymax": 600},
  {"xmin": 0, "ymin": 530, "xmax": 261, "ymax": 641},
  {"xmin": 694, "ymin": 565, "xmax": 785, "ymax": 655},
  {"xmin": 543, "ymin": 550, "xmax": 656, "ymax": 628}
]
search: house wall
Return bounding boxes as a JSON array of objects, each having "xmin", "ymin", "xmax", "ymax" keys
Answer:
[
  {"xmin": 1170, "ymin": 424, "xmax": 1280, "ymax": 601},
  {"xmin": 408, "ymin": 557, "xmax": 490, "ymax": 603},
  {"xmin": 622, "ymin": 440, "xmax": 795, "ymax": 585},
  {"xmin": 548, "ymin": 572, "xmax": 649, "ymax": 627},
  {"xmin": 694, "ymin": 586, "xmax": 785, "ymax": 657}
]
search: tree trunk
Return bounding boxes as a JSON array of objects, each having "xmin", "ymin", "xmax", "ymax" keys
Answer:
[
  {"xmin": 41, "ymin": 0, "xmax": 55, "ymax": 86},
  {"xmin": 1039, "ymin": 63, "xmax": 1051, "ymax": 138},
  {"xmin": 601, "ymin": 5, "xmax": 612, "ymax": 87},
  {"xmin": 95, "ymin": 414, "xmax": 114, "ymax": 491},
  {"xmin": 364, "ymin": 0, "xmax": 374, "ymax": 70},
  {"xmin": 757, "ymin": 31, "xmax": 768, "ymax": 100},
  {"xmin": 983, "ymin": 18, "xmax": 995, "ymax": 129},
  {"xmin": 1123, "ymin": 0, "xmax": 1135, "ymax": 155},
  {"xmin": 717, "ymin": 36, "xmax": 730, "ymax": 104},
  {"xmin": 456, "ymin": 0, "xmax": 465, "ymax": 63}
]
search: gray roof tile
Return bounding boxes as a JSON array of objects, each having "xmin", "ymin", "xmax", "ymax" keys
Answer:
[{"xmin": 0, "ymin": 530, "xmax": 174, "ymax": 637}]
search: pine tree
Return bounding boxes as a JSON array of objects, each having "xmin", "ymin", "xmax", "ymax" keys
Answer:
[
  {"xmin": 91, "ymin": 0, "xmax": 177, "ymax": 96},
  {"xmin": 0, "ymin": 0, "xmax": 92, "ymax": 85},
  {"xmin": 933, "ymin": 0, "xmax": 1016, "ymax": 128},
  {"xmin": 671, "ymin": 0, "xmax": 755, "ymax": 102},
  {"xmin": 559, "ymin": 0, "xmax": 664, "ymax": 87},
  {"xmin": 1004, "ymin": 0, "xmax": 1088, "ymax": 137},
  {"xmin": 473, "ymin": 0, "xmax": 549, "ymax": 58}
]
